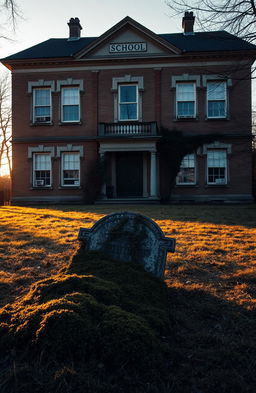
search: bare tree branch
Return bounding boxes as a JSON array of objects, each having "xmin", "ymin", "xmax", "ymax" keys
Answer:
[{"xmin": 166, "ymin": 0, "xmax": 256, "ymax": 43}]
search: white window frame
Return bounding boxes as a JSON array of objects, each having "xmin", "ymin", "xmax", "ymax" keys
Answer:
[
  {"xmin": 32, "ymin": 88, "xmax": 52, "ymax": 124},
  {"xmin": 176, "ymin": 153, "xmax": 196, "ymax": 185},
  {"xmin": 61, "ymin": 152, "xmax": 81, "ymax": 187},
  {"xmin": 207, "ymin": 149, "xmax": 227, "ymax": 185},
  {"xmin": 207, "ymin": 81, "xmax": 227, "ymax": 119},
  {"xmin": 176, "ymin": 82, "xmax": 196, "ymax": 119},
  {"xmin": 61, "ymin": 86, "xmax": 80, "ymax": 123},
  {"xmin": 32, "ymin": 153, "xmax": 52, "ymax": 187},
  {"xmin": 118, "ymin": 84, "xmax": 139, "ymax": 121}
]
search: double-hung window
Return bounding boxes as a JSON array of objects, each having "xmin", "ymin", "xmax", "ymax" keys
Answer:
[
  {"xmin": 33, "ymin": 153, "xmax": 51, "ymax": 187},
  {"xmin": 61, "ymin": 152, "xmax": 80, "ymax": 186},
  {"xmin": 176, "ymin": 153, "xmax": 196, "ymax": 185},
  {"xmin": 207, "ymin": 81, "xmax": 227, "ymax": 118},
  {"xmin": 118, "ymin": 84, "xmax": 138, "ymax": 121},
  {"xmin": 207, "ymin": 149, "xmax": 227, "ymax": 184},
  {"xmin": 176, "ymin": 83, "xmax": 196, "ymax": 118},
  {"xmin": 33, "ymin": 88, "xmax": 51, "ymax": 123},
  {"xmin": 61, "ymin": 87, "xmax": 80, "ymax": 122}
]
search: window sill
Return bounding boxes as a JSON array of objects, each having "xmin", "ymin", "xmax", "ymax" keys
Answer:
[
  {"xmin": 174, "ymin": 117, "xmax": 198, "ymax": 122},
  {"xmin": 175, "ymin": 184, "xmax": 198, "ymax": 187},
  {"xmin": 31, "ymin": 187, "xmax": 53, "ymax": 190},
  {"xmin": 30, "ymin": 122, "xmax": 54, "ymax": 126},
  {"xmin": 58, "ymin": 186, "xmax": 82, "ymax": 189},
  {"xmin": 205, "ymin": 117, "xmax": 229, "ymax": 121},
  {"xmin": 58, "ymin": 121, "xmax": 82, "ymax": 126},
  {"xmin": 205, "ymin": 184, "xmax": 229, "ymax": 188}
]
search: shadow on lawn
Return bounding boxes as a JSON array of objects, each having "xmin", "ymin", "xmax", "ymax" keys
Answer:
[
  {"xmin": 28, "ymin": 204, "xmax": 256, "ymax": 228},
  {"xmin": 167, "ymin": 286, "xmax": 256, "ymax": 393}
]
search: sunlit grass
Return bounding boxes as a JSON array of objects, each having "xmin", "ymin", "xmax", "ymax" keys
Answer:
[{"xmin": 0, "ymin": 204, "xmax": 255, "ymax": 310}]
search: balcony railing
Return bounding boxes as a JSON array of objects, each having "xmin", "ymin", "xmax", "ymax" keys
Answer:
[{"xmin": 98, "ymin": 122, "xmax": 158, "ymax": 137}]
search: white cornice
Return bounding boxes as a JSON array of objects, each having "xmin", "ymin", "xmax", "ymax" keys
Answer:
[{"xmin": 12, "ymin": 60, "xmax": 250, "ymax": 74}]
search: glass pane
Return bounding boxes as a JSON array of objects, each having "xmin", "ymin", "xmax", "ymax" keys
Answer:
[
  {"xmin": 34, "ymin": 89, "xmax": 50, "ymax": 105},
  {"xmin": 63, "ymin": 170, "xmax": 79, "ymax": 179},
  {"xmin": 34, "ymin": 154, "xmax": 51, "ymax": 170},
  {"xmin": 35, "ymin": 170, "xmax": 51, "ymax": 185},
  {"xmin": 63, "ymin": 105, "xmax": 79, "ymax": 121},
  {"xmin": 207, "ymin": 82, "xmax": 225, "ymax": 100},
  {"xmin": 63, "ymin": 153, "xmax": 80, "ymax": 170},
  {"xmin": 62, "ymin": 88, "xmax": 79, "ymax": 104},
  {"xmin": 208, "ymin": 101, "xmax": 225, "ymax": 117},
  {"xmin": 177, "ymin": 102, "xmax": 195, "ymax": 117},
  {"xmin": 208, "ymin": 150, "xmax": 226, "ymax": 168},
  {"xmin": 119, "ymin": 85, "xmax": 137, "ymax": 103},
  {"xmin": 181, "ymin": 154, "xmax": 195, "ymax": 168},
  {"xmin": 35, "ymin": 106, "xmax": 50, "ymax": 117},
  {"xmin": 120, "ymin": 103, "xmax": 137, "ymax": 120},
  {"xmin": 177, "ymin": 83, "xmax": 195, "ymax": 101}
]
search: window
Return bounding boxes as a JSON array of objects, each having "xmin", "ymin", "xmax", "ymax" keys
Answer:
[
  {"xmin": 33, "ymin": 88, "xmax": 51, "ymax": 123},
  {"xmin": 207, "ymin": 81, "xmax": 227, "ymax": 118},
  {"xmin": 118, "ymin": 84, "xmax": 138, "ymax": 121},
  {"xmin": 61, "ymin": 152, "xmax": 80, "ymax": 186},
  {"xmin": 33, "ymin": 153, "xmax": 51, "ymax": 187},
  {"xmin": 61, "ymin": 87, "xmax": 80, "ymax": 122},
  {"xmin": 176, "ymin": 83, "xmax": 196, "ymax": 118},
  {"xmin": 207, "ymin": 149, "xmax": 227, "ymax": 184},
  {"xmin": 176, "ymin": 154, "xmax": 196, "ymax": 185}
]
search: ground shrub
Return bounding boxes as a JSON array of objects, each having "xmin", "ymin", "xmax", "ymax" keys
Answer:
[{"xmin": 0, "ymin": 247, "xmax": 171, "ymax": 393}]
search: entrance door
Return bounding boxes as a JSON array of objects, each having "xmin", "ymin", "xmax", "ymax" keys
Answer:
[{"xmin": 116, "ymin": 152, "xmax": 143, "ymax": 197}]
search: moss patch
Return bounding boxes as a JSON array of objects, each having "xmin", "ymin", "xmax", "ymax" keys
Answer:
[{"xmin": 0, "ymin": 247, "xmax": 171, "ymax": 393}]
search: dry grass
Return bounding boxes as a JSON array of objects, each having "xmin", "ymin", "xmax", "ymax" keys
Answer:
[
  {"xmin": 0, "ymin": 204, "xmax": 255, "ymax": 310},
  {"xmin": 0, "ymin": 204, "xmax": 255, "ymax": 392}
]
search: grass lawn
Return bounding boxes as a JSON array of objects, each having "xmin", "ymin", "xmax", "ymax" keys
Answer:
[{"xmin": 0, "ymin": 203, "xmax": 255, "ymax": 392}]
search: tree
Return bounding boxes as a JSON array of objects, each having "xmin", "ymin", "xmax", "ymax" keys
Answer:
[
  {"xmin": 0, "ymin": 73, "xmax": 12, "ymax": 176},
  {"xmin": 166, "ymin": 0, "xmax": 256, "ymax": 43},
  {"xmin": 0, "ymin": 0, "xmax": 20, "ymax": 39}
]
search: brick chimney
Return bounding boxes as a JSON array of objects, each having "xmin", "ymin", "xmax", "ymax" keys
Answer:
[
  {"xmin": 68, "ymin": 17, "xmax": 82, "ymax": 40},
  {"xmin": 182, "ymin": 11, "xmax": 195, "ymax": 35}
]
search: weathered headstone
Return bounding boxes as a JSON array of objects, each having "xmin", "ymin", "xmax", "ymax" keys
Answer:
[{"xmin": 78, "ymin": 212, "xmax": 175, "ymax": 278}]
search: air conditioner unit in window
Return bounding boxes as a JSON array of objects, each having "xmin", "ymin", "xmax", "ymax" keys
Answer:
[
  {"xmin": 35, "ymin": 180, "xmax": 45, "ymax": 186},
  {"xmin": 215, "ymin": 178, "xmax": 225, "ymax": 184},
  {"xmin": 35, "ymin": 116, "xmax": 50, "ymax": 123}
]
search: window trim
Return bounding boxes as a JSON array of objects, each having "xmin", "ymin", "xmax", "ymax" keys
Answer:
[
  {"xmin": 176, "ymin": 153, "xmax": 197, "ymax": 185},
  {"xmin": 206, "ymin": 81, "xmax": 227, "ymax": 119},
  {"xmin": 32, "ymin": 152, "xmax": 52, "ymax": 188},
  {"xmin": 118, "ymin": 83, "xmax": 139, "ymax": 121},
  {"xmin": 206, "ymin": 149, "xmax": 228, "ymax": 185},
  {"xmin": 60, "ymin": 86, "xmax": 81, "ymax": 123},
  {"xmin": 60, "ymin": 151, "xmax": 81, "ymax": 187},
  {"xmin": 32, "ymin": 87, "xmax": 52, "ymax": 124},
  {"xmin": 176, "ymin": 82, "xmax": 196, "ymax": 119}
]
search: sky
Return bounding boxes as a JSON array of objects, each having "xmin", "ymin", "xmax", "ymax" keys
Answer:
[{"xmin": 0, "ymin": 0, "xmax": 181, "ymax": 63}]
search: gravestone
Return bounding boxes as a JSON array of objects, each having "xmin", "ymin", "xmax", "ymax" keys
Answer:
[{"xmin": 78, "ymin": 212, "xmax": 176, "ymax": 278}]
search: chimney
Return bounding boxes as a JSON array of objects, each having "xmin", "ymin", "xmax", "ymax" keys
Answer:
[
  {"xmin": 182, "ymin": 11, "xmax": 195, "ymax": 35},
  {"xmin": 68, "ymin": 17, "xmax": 82, "ymax": 40}
]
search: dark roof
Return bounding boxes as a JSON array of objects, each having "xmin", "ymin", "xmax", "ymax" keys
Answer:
[{"xmin": 2, "ymin": 30, "xmax": 256, "ymax": 61}]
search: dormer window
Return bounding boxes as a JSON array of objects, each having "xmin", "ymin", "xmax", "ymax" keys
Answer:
[{"xmin": 33, "ymin": 88, "xmax": 51, "ymax": 124}]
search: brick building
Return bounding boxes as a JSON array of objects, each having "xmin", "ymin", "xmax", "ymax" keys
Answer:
[{"xmin": 1, "ymin": 14, "xmax": 256, "ymax": 204}]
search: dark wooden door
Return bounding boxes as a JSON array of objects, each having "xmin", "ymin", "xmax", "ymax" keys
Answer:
[{"xmin": 116, "ymin": 152, "xmax": 143, "ymax": 197}]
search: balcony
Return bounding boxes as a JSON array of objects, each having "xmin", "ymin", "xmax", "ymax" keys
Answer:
[{"xmin": 98, "ymin": 122, "xmax": 158, "ymax": 137}]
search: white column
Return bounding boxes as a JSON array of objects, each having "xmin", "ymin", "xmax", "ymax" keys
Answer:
[{"xmin": 150, "ymin": 151, "xmax": 157, "ymax": 197}]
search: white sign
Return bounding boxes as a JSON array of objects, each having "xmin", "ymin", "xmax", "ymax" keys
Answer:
[{"xmin": 109, "ymin": 42, "xmax": 147, "ymax": 53}]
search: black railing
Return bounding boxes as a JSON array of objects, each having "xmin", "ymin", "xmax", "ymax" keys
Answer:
[{"xmin": 98, "ymin": 122, "xmax": 158, "ymax": 137}]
